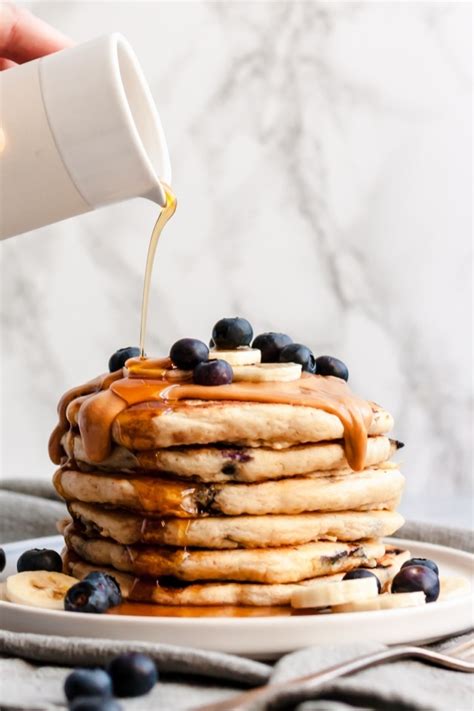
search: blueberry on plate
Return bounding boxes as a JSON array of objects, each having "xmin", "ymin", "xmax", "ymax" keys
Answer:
[
  {"xmin": 400, "ymin": 557, "xmax": 439, "ymax": 576},
  {"xmin": 279, "ymin": 343, "xmax": 316, "ymax": 373},
  {"xmin": 391, "ymin": 565, "xmax": 440, "ymax": 603},
  {"xmin": 342, "ymin": 569, "xmax": 382, "ymax": 594},
  {"xmin": 83, "ymin": 572, "xmax": 122, "ymax": 607},
  {"xmin": 194, "ymin": 359, "xmax": 233, "ymax": 386},
  {"xmin": 65, "ymin": 668, "xmax": 113, "ymax": 702},
  {"xmin": 108, "ymin": 347, "xmax": 141, "ymax": 372},
  {"xmin": 252, "ymin": 333, "xmax": 292, "ymax": 362},
  {"xmin": 17, "ymin": 548, "xmax": 62, "ymax": 574},
  {"xmin": 0, "ymin": 547, "xmax": 5, "ymax": 573},
  {"xmin": 69, "ymin": 696, "xmax": 122, "ymax": 711},
  {"xmin": 108, "ymin": 652, "xmax": 157, "ymax": 698},
  {"xmin": 170, "ymin": 338, "xmax": 209, "ymax": 370},
  {"xmin": 212, "ymin": 317, "xmax": 253, "ymax": 349},
  {"xmin": 314, "ymin": 355, "xmax": 349, "ymax": 381},
  {"xmin": 64, "ymin": 581, "xmax": 110, "ymax": 614}
]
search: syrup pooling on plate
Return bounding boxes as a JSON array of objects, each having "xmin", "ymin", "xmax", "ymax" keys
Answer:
[{"xmin": 50, "ymin": 364, "xmax": 373, "ymax": 470}]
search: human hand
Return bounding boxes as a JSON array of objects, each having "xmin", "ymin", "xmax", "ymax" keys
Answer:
[{"xmin": 0, "ymin": 2, "xmax": 72, "ymax": 70}]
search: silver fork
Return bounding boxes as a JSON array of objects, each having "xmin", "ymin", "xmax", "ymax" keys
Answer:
[{"xmin": 194, "ymin": 635, "xmax": 474, "ymax": 711}]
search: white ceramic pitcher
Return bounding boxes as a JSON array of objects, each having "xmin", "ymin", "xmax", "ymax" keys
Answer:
[{"xmin": 0, "ymin": 33, "xmax": 171, "ymax": 239}]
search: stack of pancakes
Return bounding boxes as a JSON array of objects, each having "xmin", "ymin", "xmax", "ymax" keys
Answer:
[{"xmin": 53, "ymin": 380, "xmax": 406, "ymax": 607}]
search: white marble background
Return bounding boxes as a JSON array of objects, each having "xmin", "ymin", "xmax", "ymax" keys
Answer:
[{"xmin": 0, "ymin": 1, "xmax": 472, "ymax": 526}]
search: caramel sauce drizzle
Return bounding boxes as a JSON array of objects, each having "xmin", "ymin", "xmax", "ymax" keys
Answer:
[{"xmin": 50, "ymin": 358, "xmax": 372, "ymax": 471}]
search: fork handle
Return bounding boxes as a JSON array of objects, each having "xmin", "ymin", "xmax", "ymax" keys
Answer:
[{"xmin": 193, "ymin": 646, "xmax": 452, "ymax": 711}]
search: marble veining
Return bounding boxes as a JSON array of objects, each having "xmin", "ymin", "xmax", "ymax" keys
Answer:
[{"xmin": 0, "ymin": 1, "xmax": 472, "ymax": 526}]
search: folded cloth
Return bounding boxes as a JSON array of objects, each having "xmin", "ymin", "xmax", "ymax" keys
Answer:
[{"xmin": 0, "ymin": 480, "xmax": 472, "ymax": 711}]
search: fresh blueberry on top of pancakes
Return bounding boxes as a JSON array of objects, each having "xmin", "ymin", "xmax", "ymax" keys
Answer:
[
  {"xmin": 69, "ymin": 697, "xmax": 122, "ymax": 711},
  {"xmin": 314, "ymin": 355, "xmax": 349, "ymax": 381},
  {"xmin": 64, "ymin": 580, "xmax": 110, "ymax": 613},
  {"xmin": 343, "ymin": 568, "xmax": 382, "ymax": 593},
  {"xmin": 391, "ymin": 565, "xmax": 440, "ymax": 603},
  {"xmin": 170, "ymin": 338, "xmax": 209, "ymax": 370},
  {"xmin": 0, "ymin": 548, "xmax": 5, "ymax": 573},
  {"xmin": 279, "ymin": 343, "xmax": 316, "ymax": 373},
  {"xmin": 194, "ymin": 359, "xmax": 233, "ymax": 386},
  {"xmin": 401, "ymin": 557, "xmax": 439, "ymax": 576},
  {"xmin": 252, "ymin": 332, "xmax": 293, "ymax": 362},
  {"xmin": 65, "ymin": 668, "xmax": 113, "ymax": 702},
  {"xmin": 17, "ymin": 548, "xmax": 62, "ymax": 574},
  {"xmin": 108, "ymin": 652, "xmax": 157, "ymax": 698},
  {"xmin": 108, "ymin": 346, "xmax": 141, "ymax": 372},
  {"xmin": 83, "ymin": 572, "xmax": 122, "ymax": 607},
  {"xmin": 212, "ymin": 317, "xmax": 253, "ymax": 348}
]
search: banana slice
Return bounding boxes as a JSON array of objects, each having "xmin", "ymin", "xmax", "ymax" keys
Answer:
[
  {"xmin": 439, "ymin": 576, "xmax": 471, "ymax": 600},
  {"xmin": 6, "ymin": 571, "xmax": 78, "ymax": 610},
  {"xmin": 291, "ymin": 577, "xmax": 378, "ymax": 609},
  {"xmin": 233, "ymin": 363, "xmax": 302, "ymax": 383},
  {"xmin": 332, "ymin": 591, "xmax": 426, "ymax": 613},
  {"xmin": 209, "ymin": 348, "xmax": 261, "ymax": 366},
  {"xmin": 0, "ymin": 582, "xmax": 8, "ymax": 601}
]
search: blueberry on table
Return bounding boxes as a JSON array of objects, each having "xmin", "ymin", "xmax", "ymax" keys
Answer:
[
  {"xmin": 17, "ymin": 548, "xmax": 62, "ymax": 574},
  {"xmin": 212, "ymin": 317, "xmax": 253, "ymax": 348},
  {"xmin": 65, "ymin": 668, "xmax": 113, "ymax": 702},
  {"xmin": 83, "ymin": 572, "xmax": 122, "ymax": 607},
  {"xmin": 69, "ymin": 697, "xmax": 122, "ymax": 711},
  {"xmin": 170, "ymin": 338, "xmax": 209, "ymax": 370},
  {"xmin": 314, "ymin": 355, "xmax": 349, "ymax": 381},
  {"xmin": 401, "ymin": 557, "xmax": 439, "ymax": 576},
  {"xmin": 342, "ymin": 569, "xmax": 382, "ymax": 594},
  {"xmin": 64, "ymin": 581, "xmax": 110, "ymax": 613},
  {"xmin": 108, "ymin": 652, "xmax": 157, "ymax": 698},
  {"xmin": 0, "ymin": 547, "xmax": 5, "ymax": 573},
  {"xmin": 279, "ymin": 343, "xmax": 316, "ymax": 373},
  {"xmin": 108, "ymin": 347, "xmax": 141, "ymax": 372},
  {"xmin": 252, "ymin": 332, "xmax": 292, "ymax": 362},
  {"xmin": 391, "ymin": 565, "xmax": 440, "ymax": 603},
  {"xmin": 194, "ymin": 359, "xmax": 233, "ymax": 386}
]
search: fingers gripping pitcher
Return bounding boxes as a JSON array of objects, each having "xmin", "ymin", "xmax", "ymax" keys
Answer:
[{"xmin": 0, "ymin": 33, "xmax": 171, "ymax": 239}]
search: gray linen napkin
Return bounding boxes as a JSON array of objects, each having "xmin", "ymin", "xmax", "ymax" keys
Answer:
[{"xmin": 0, "ymin": 480, "xmax": 472, "ymax": 711}]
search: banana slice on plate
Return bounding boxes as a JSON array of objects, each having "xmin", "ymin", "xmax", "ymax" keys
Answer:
[
  {"xmin": 332, "ymin": 591, "xmax": 426, "ymax": 613},
  {"xmin": 439, "ymin": 576, "xmax": 471, "ymax": 600},
  {"xmin": 291, "ymin": 577, "xmax": 378, "ymax": 609},
  {"xmin": 0, "ymin": 581, "xmax": 8, "ymax": 601},
  {"xmin": 233, "ymin": 363, "xmax": 302, "ymax": 383},
  {"xmin": 209, "ymin": 348, "xmax": 261, "ymax": 366},
  {"xmin": 6, "ymin": 570, "xmax": 77, "ymax": 610}
]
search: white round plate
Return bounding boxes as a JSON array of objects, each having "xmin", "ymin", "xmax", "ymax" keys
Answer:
[{"xmin": 1, "ymin": 535, "xmax": 472, "ymax": 658}]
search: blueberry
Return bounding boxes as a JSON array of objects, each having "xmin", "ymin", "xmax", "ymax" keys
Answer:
[
  {"xmin": 83, "ymin": 572, "xmax": 122, "ymax": 607},
  {"xmin": 108, "ymin": 652, "xmax": 157, "ymax": 698},
  {"xmin": 170, "ymin": 338, "xmax": 209, "ymax": 370},
  {"xmin": 342, "ymin": 569, "xmax": 382, "ymax": 594},
  {"xmin": 69, "ymin": 697, "xmax": 122, "ymax": 711},
  {"xmin": 252, "ymin": 333, "xmax": 293, "ymax": 362},
  {"xmin": 315, "ymin": 355, "xmax": 349, "ymax": 381},
  {"xmin": 64, "ymin": 581, "xmax": 110, "ymax": 613},
  {"xmin": 65, "ymin": 668, "xmax": 113, "ymax": 702},
  {"xmin": 194, "ymin": 360, "xmax": 233, "ymax": 386},
  {"xmin": 279, "ymin": 343, "xmax": 316, "ymax": 373},
  {"xmin": 108, "ymin": 347, "xmax": 141, "ymax": 372},
  {"xmin": 401, "ymin": 557, "xmax": 439, "ymax": 576},
  {"xmin": 17, "ymin": 548, "xmax": 62, "ymax": 573},
  {"xmin": 0, "ymin": 548, "xmax": 5, "ymax": 573},
  {"xmin": 391, "ymin": 565, "xmax": 440, "ymax": 603},
  {"xmin": 212, "ymin": 317, "xmax": 253, "ymax": 349}
]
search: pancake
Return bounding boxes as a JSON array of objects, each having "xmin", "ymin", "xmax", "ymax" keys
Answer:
[
  {"xmin": 64, "ymin": 545, "xmax": 410, "ymax": 606},
  {"xmin": 68, "ymin": 502, "xmax": 404, "ymax": 548},
  {"xmin": 63, "ymin": 525, "xmax": 385, "ymax": 583},
  {"xmin": 54, "ymin": 467, "xmax": 404, "ymax": 517},
  {"xmin": 62, "ymin": 432, "xmax": 401, "ymax": 482},
  {"xmin": 64, "ymin": 399, "xmax": 393, "ymax": 451}
]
